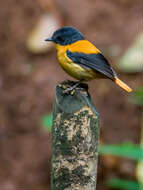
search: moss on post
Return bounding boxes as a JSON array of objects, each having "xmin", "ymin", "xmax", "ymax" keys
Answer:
[{"xmin": 51, "ymin": 81, "xmax": 99, "ymax": 190}]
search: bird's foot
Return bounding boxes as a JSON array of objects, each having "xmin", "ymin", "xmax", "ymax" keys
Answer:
[{"xmin": 63, "ymin": 82, "xmax": 81, "ymax": 94}]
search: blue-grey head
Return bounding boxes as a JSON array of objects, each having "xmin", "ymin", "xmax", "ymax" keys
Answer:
[{"xmin": 45, "ymin": 26, "xmax": 85, "ymax": 45}]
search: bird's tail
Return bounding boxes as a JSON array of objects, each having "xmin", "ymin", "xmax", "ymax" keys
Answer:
[{"xmin": 114, "ymin": 77, "xmax": 132, "ymax": 92}]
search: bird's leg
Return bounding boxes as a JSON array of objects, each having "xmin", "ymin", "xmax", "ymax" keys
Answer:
[{"xmin": 63, "ymin": 81, "xmax": 82, "ymax": 93}]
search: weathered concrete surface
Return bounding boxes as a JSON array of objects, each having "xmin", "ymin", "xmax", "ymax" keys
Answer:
[{"xmin": 51, "ymin": 81, "xmax": 99, "ymax": 190}]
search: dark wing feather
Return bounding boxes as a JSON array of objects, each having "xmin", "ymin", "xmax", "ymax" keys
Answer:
[{"xmin": 66, "ymin": 50, "xmax": 117, "ymax": 80}]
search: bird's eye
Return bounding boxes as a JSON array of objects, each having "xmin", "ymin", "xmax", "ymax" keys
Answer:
[{"xmin": 56, "ymin": 36, "xmax": 64, "ymax": 42}]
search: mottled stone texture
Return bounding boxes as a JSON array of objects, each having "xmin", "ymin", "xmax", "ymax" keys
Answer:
[{"xmin": 51, "ymin": 81, "xmax": 99, "ymax": 190}]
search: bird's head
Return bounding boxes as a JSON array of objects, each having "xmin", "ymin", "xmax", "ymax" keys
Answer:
[{"xmin": 45, "ymin": 26, "xmax": 84, "ymax": 45}]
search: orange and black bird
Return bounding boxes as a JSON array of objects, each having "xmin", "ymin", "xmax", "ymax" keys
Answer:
[{"xmin": 45, "ymin": 26, "xmax": 132, "ymax": 92}]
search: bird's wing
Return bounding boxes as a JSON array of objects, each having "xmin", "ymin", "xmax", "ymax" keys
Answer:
[{"xmin": 66, "ymin": 50, "xmax": 117, "ymax": 80}]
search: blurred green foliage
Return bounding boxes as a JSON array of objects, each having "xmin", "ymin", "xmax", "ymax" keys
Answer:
[
  {"xmin": 99, "ymin": 143, "xmax": 143, "ymax": 161},
  {"xmin": 131, "ymin": 87, "xmax": 143, "ymax": 106},
  {"xmin": 41, "ymin": 113, "xmax": 53, "ymax": 131},
  {"xmin": 106, "ymin": 178, "xmax": 139, "ymax": 190}
]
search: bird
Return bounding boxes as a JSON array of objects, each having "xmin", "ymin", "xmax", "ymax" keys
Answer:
[{"xmin": 45, "ymin": 26, "xmax": 132, "ymax": 93}]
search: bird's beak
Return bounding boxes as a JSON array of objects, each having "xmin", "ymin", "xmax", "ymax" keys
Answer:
[{"xmin": 45, "ymin": 37, "xmax": 53, "ymax": 42}]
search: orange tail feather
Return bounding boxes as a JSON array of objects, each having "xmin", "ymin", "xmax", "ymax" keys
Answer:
[{"xmin": 114, "ymin": 77, "xmax": 132, "ymax": 92}]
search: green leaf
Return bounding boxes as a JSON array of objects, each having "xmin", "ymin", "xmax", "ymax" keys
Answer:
[
  {"xmin": 131, "ymin": 87, "xmax": 143, "ymax": 106},
  {"xmin": 106, "ymin": 178, "xmax": 139, "ymax": 190},
  {"xmin": 99, "ymin": 143, "xmax": 143, "ymax": 160},
  {"xmin": 41, "ymin": 113, "xmax": 53, "ymax": 131}
]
